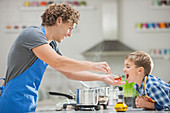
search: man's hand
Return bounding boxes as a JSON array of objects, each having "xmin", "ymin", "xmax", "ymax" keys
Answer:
[
  {"xmin": 103, "ymin": 74, "xmax": 126, "ymax": 86},
  {"xmin": 91, "ymin": 62, "xmax": 111, "ymax": 74}
]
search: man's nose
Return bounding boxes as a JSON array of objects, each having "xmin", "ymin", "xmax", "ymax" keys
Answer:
[{"xmin": 67, "ymin": 30, "xmax": 72, "ymax": 37}]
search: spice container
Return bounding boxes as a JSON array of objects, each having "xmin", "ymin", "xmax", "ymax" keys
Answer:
[
  {"xmin": 6, "ymin": 25, "xmax": 11, "ymax": 29},
  {"xmin": 24, "ymin": 1, "xmax": 30, "ymax": 7},
  {"xmin": 40, "ymin": 1, "xmax": 47, "ymax": 6}
]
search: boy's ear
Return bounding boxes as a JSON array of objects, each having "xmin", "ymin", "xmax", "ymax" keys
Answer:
[{"xmin": 138, "ymin": 67, "xmax": 144, "ymax": 74}]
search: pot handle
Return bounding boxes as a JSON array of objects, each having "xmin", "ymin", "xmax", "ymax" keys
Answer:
[{"xmin": 49, "ymin": 91, "xmax": 74, "ymax": 99}]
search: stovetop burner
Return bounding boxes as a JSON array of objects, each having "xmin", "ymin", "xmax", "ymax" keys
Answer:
[{"xmin": 62, "ymin": 103, "xmax": 107, "ymax": 111}]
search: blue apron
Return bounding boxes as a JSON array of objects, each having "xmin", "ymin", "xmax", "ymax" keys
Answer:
[{"xmin": 0, "ymin": 26, "xmax": 51, "ymax": 113}]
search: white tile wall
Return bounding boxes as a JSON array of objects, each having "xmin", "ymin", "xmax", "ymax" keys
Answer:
[
  {"xmin": 0, "ymin": 0, "xmax": 105, "ymax": 101},
  {"xmin": 118, "ymin": 0, "xmax": 170, "ymax": 82},
  {"xmin": 0, "ymin": 0, "xmax": 170, "ymax": 103}
]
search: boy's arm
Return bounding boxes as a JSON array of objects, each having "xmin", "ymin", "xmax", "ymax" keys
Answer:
[
  {"xmin": 154, "ymin": 102, "xmax": 164, "ymax": 110},
  {"xmin": 136, "ymin": 96, "xmax": 164, "ymax": 110},
  {"xmin": 148, "ymin": 85, "xmax": 170, "ymax": 110}
]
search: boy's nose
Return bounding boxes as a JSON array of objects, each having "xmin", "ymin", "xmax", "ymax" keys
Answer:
[{"xmin": 123, "ymin": 68, "xmax": 126, "ymax": 73}]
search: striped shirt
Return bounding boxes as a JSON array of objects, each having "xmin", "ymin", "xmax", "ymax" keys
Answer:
[{"xmin": 133, "ymin": 74, "xmax": 170, "ymax": 110}]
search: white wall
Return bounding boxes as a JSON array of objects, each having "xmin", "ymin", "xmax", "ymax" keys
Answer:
[
  {"xmin": 0, "ymin": 0, "xmax": 106, "ymax": 101},
  {"xmin": 0, "ymin": 0, "xmax": 104, "ymax": 76},
  {"xmin": 0, "ymin": 0, "xmax": 170, "ymax": 102},
  {"xmin": 118, "ymin": 0, "xmax": 170, "ymax": 82}
]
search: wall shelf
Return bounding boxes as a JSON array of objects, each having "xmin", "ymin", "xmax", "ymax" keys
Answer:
[
  {"xmin": 136, "ymin": 28, "xmax": 170, "ymax": 33},
  {"xmin": 20, "ymin": 7, "xmax": 46, "ymax": 11},
  {"xmin": 4, "ymin": 30, "xmax": 20, "ymax": 34},
  {"xmin": 151, "ymin": 54, "xmax": 170, "ymax": 60},
  {"xmin": 150, "ymin": 5, "xmax": 170, "ymax": 9},
  {"xmin": 20, "ymin": 6, "xmax": 96, "ymax": 11}
]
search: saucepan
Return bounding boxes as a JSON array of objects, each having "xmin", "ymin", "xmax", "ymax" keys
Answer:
[{"xmin": 49, "ymin": 88, "xmax": 98, "ymax": 105}]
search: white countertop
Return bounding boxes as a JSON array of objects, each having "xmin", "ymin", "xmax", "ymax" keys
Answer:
[{"xmin": 36, "ymin": 105, "xmax": 170, "ymax": 113}]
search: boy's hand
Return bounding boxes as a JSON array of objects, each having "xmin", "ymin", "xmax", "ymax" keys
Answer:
[
  {"xmin": 135, "ymin": 96, "xmax": 153, "ymax": 109},
  {"xmin": 135, "ymin": 96, "xmax": 140, "ymax": 108},
  {"xmin": 136, "ymin": 96, "xmax": 147, "ymax": 108},
  {"xmin": 103, "ymin": 74, "xmax": 126, "ymax": 86}
]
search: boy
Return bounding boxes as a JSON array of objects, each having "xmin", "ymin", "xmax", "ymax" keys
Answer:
[{"xmin": 123, "ymin": 51, "xmax": 170, "ymax": 110}]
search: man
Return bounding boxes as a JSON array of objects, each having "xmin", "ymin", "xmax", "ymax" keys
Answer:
[{"xmin": 0, "ymin": 3, "xmax": 125, "ymax": 113}]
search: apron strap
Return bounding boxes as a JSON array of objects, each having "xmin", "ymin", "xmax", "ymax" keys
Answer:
[
  {"xmin": 0, "ymin": 78, "xmax": 5, "ymax": 91},
  {"xmin": 143, "ymin": 75, "xmax": 155, "ymax": 103},
  {"xmin": 144, "ymin": 75, "xmax": 148, "ymax": 92}
]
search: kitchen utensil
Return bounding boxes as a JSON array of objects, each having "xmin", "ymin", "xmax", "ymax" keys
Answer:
[
  {"xmin": 80, "ymin": 81, "xmax": 89, "ymax": 88},
  {"xmin": 77, "ymin": 88, "xmax": 98, "ymax": 105},
  {"xmin": 49, "ymin": 88, "xmax": 98, "ymax": 105},
  {"xmin": 49, "ymin": 92, "xmax": 74, "ymax": 99}
]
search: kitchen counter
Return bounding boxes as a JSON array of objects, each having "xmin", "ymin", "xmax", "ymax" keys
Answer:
[{"xmin": 36, "ymin": 105, "xmax": 170, "ymax": 113}]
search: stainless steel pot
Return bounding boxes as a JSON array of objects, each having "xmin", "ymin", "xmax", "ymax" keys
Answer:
[
  {"xmin": 76, "ymin": 88, "xmax": 98, "ymax": 105},
  {"xmin": 49, "ymin": 88, "xmax": 98, "ymax": 105}
]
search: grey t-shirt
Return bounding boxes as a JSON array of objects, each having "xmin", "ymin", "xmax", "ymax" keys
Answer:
[{"xmin": 4, "ymin": 26, "xmax": 62, "ymax": 86}]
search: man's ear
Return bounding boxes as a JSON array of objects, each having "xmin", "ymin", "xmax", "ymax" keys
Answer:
[{"xmin": 56, "ymin": 17, "xmax": 62, "ymax": 25}]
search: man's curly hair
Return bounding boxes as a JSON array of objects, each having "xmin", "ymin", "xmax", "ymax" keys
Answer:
[{"xmin": 41, "ymin": 3, "xmax": 80, "ymax": 26}]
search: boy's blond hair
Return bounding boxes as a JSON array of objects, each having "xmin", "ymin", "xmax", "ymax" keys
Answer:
[{"xmin": 126, "ymin": 51, "xmax": 154, "ymax": 75}]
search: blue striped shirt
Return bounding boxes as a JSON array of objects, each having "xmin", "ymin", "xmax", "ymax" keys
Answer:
[{"xmin": 133, "ymin": 74, "xmax": 170, "ymax": 110}]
